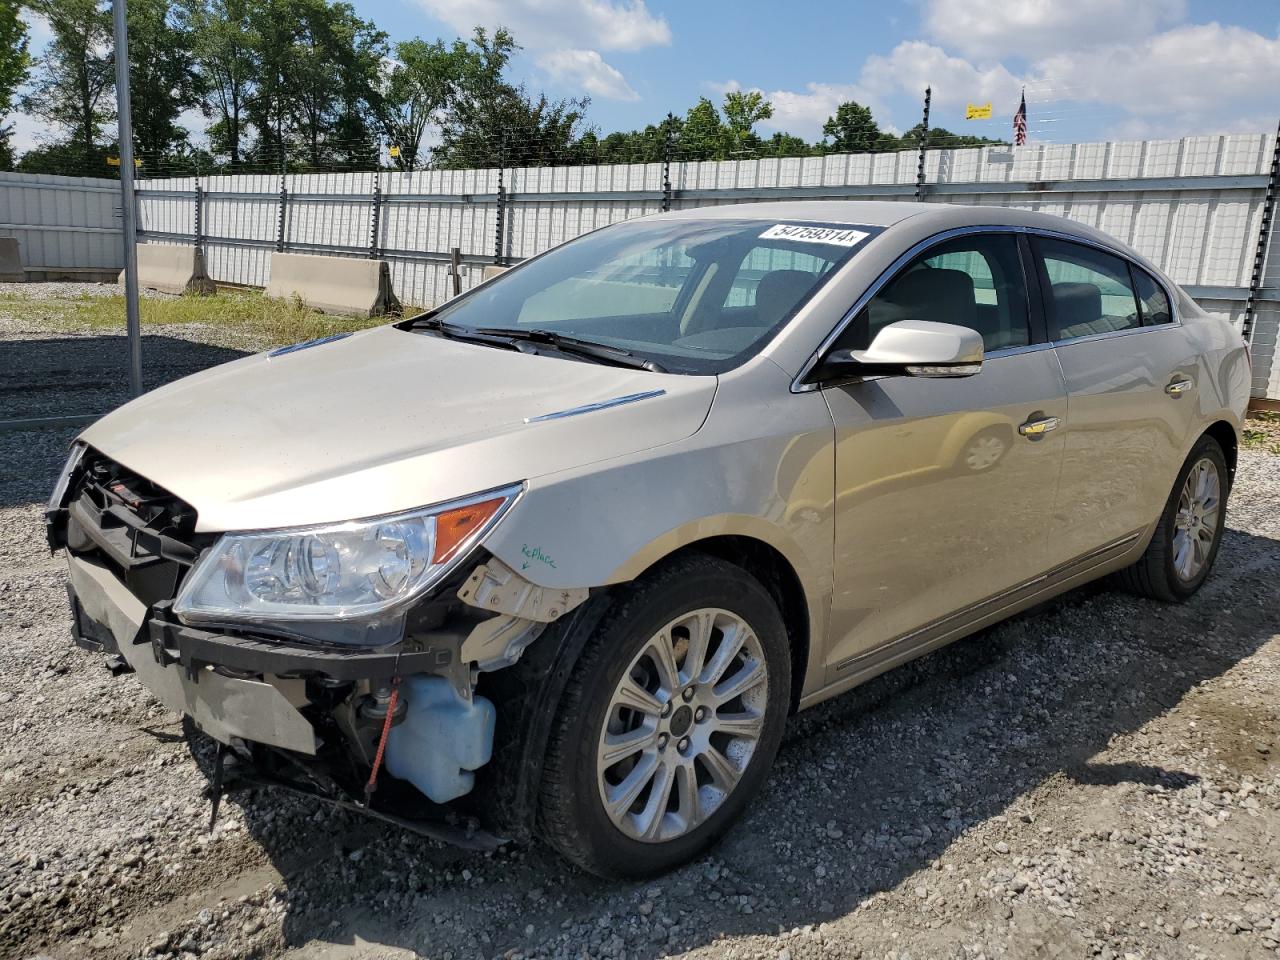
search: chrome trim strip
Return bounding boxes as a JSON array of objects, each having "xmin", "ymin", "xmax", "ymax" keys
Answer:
[
  {"xmin": 523, "ymin": 389, "xmax": 667, "ymax": 423},
  {"xmin": 1049, "ymin": 324, "xmax": 1168, "ymax": 349},
  {"xmin": 833, "ymin": 529, "xmax": 1144, "ymax": 673},
  {"xmin": 793, "ymin": 223, "xmax": 1182, "ymax": 392}
]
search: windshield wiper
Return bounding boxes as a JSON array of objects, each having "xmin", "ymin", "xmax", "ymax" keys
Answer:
[
  {"xmin": 471, "ymin": 327, "xmax": 667, "ymax": 373},
  {"xmin": 409, "ymin": 316, "xmax": 525, "ymax": 352}
]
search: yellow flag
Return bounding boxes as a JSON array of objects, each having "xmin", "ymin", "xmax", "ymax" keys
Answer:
[
  {"xmin": 388, "ymin": 145, "xmax": 401, "ymax": 158},
  {"xmin": 965, "ymin": 102, "xmax": 993, "ymax": 120}
]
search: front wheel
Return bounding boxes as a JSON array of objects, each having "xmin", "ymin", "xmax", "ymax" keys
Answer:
[
  {"xmin": 538, "ymin": 555, "xmax": 791, "ymax": 878},
  {"xmin": 1116, "ymin": 435, "xmax": 1229, "ymax": 602}
]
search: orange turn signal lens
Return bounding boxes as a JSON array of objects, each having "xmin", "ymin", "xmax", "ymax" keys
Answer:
[{"xmin": 432, "ymin": 497, "xmax": 506, "ymax": 564}]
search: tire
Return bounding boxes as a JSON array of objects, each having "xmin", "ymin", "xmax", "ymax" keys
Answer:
[
  {"xmin": 1115, "ymin": 435, "xmax": 1229, "ymax": 602},
  {"xmin": 537, "ymin": 553, "xmax": 791, "ymax": 878}
]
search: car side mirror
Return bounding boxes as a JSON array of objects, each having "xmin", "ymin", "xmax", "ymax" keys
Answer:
[{"xmin": 811, "ymin": 319, "xmax": 985, "ymax": 383}]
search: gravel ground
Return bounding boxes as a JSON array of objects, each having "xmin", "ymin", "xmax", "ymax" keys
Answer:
[{"xmin": 2, "ymin": 301, "xmax": 1278, "ymax": 960}]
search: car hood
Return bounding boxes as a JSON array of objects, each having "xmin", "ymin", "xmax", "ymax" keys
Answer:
[{"xmin": 80, "ymin": 326, "xmax": 716, "ymax": 532}]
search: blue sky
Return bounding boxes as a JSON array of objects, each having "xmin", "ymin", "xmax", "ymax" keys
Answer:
[{"xmin": 13, "ymin": 0, "xmax": 1280, "ymax": 151}]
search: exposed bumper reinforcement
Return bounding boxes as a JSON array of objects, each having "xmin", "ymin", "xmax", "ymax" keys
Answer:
[{"xmin": 66, "ymin": 553, "xmax": 318, "ymax": 755}]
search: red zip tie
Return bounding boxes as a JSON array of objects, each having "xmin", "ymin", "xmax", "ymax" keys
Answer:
[{"xmin": 363, "ymin": 677, "xmax": 401, "ymax": 801}]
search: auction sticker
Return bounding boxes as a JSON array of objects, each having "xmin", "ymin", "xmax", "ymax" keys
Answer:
[{"xmin": 760, "ymin": 224, "xmax": 870, "ymax": 247}]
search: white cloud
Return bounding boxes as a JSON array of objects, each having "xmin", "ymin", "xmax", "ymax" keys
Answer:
[
  {"xmin": 538, "ymin": 49, "xmax": 639, "ymax": 101},
  {"xmin": 718, "ymin": 42, "xmax": 1020, "ymax": 140},
  {"xmin": 762, "ymin": 83, "xmax": 884, "ymax": 137},
  {"xmin": 922, "ymin": 0, "xmax": 1186, "ymax": 60},
  {"xmin": 859, "ymin": 42, "xmax": 1022, "ymax": 108},
  {"xmin": 1032, "ymin": 23, "xmax": 1280, "ymax": 131},
  {"xmin": 411, "ymin": 0, "xmax": 670, "ymax": 53},
  {"xmin": 410, "ymin": 0, "xmax": 666, "ymax": 105}
]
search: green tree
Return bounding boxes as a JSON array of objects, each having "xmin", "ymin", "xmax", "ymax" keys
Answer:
[
  {"xmin": 127, "ymin": 0, "xmax": 200, "ymax": 161},
  {"xmin": 435, "ymin": 28, "xmax": 587, "ymax": 168},
  {"xmin": 245, "ymin": 0, "xmax": 385, "ymax": 170},
  {"xmin": 20, "ymin": 0, "xmax": 114, "ymax": 170},
  {"xmin": 761, "ymin": 131, "xmax": 813, "ymax": 158},
  {"xmin": 822, "ymin": 101, "xmax": 885, "ymax": 153},
  {"xmin": 722, "ymin": 90, "xmax": 771, "ymax": 153},
  {"xmin": 898, "ymin": 123, "xmax": 1006, "ymax": 150},
  {"xmin": 288, "ymin": 0, "xmax": 385, "ymax": 168},
  {"xmin": 0, "ymin": 0, "xmax": 29, "ymax": 169},
  {"xmin": 380, "ymin": 38, "xmax": 457, "ymax": 170},
  {"xmin": 678, "ymin": 97, "xmax": 728, "ymax": 160},
  {"xmin": 184, "ymin": 0, "xmax": 257, "ymax": 167}
]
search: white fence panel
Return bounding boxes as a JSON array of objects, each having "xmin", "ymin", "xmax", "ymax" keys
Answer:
[
  {"xmin": 0, "ymin": 172, "xmax": 122, "ymax": 276},
  {"xmin": 114, "ymin": 132, "xmax": 1280, "ymax": 397}
]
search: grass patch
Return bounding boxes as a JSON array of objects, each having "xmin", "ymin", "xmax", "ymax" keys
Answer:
[
  {"xmin": 0, "ymin": 289, "xmax": 395, "ymax": 348},
  {"xmin": 1243, "ymin": 410, "xmax": 1280, "ymax": 456}
]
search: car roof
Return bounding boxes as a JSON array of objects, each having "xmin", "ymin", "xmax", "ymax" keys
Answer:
[
  {"xmin": 655, "ymin": 200, "xmax": 924, "ymax": 227},
  {"xmin": 654, "ymin": 200, "xmax": 1098, "ymax": 235},
  {"xmin": 652, "ymin": 200, "xmax": 1152, "ymax": 267}
]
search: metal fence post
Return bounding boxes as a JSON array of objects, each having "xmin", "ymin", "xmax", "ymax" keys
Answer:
[
  {"xmin": 368, "ymin": 178, "xmax": 382, "ymax": 259},
  {"xmin": 275, "ymin": 174, "xmax": 288, "ymax": 253},
  {"xmin": 1242, "ymin": 118, "xmax": 1280, "ymax": 343},
  {"xmin": 193, "ymin": 181, "xmax": 203, "ymax": 251},
  {"xmin": 494, "ymin": 137, "xmax": 506, "ymax": 265},
  {"xmin": 450, "ymin": 246, "xmax": 462, "ymax": 297},
  {"xmin": 661, "ymin": 113, "xmax": 674, "ymax": 213},
  {"xmin": 914, "ymin": 86, "xmax": 932, "ymax": 202}
]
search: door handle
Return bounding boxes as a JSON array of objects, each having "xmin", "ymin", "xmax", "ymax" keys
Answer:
[
  {"xmin": 1018, "ymin": 415, "xmax": 1060, "ymax": 438},
  {"xmin": 1165, "ymin": 377, "xmax": 1193, "ymax": 397}
]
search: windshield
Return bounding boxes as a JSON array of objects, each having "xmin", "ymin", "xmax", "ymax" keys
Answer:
[{"xmin": 416, "ymin": 217, "xmax": 881, "ymax": 374}]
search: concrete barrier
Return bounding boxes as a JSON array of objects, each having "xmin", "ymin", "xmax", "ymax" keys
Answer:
[
  {"xmin": 121, "ymin": 244, "xmax": 216, "ymax": 295},
  {"xmin": 265, "ymin": 252, "xmax": 401, "ymax": 317},
  {"xmin": 0, "ymin": 237, "xmax": 23, "ymax": 281},
  {"xmin": 481, "ymin": 265, "xmax": 509, "ymax": 282}
]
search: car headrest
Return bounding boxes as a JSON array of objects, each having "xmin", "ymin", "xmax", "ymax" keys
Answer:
[
  {"xmin": 755, "ymin": 269, "xmax": 818, "ymax": 321},
  {"xmin": 1053, "ymin": 281, "xmax": 1102, "ymax": 336},
  {"xmin": 888, "ymin": 267, "xmax": 977, "ymax": 328}
]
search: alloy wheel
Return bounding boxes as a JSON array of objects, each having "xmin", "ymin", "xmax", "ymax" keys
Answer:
[
  {"xmin": 596, "ymin": 608, "xmax": 768, "ymax": 843},
  {"xmin": 1172, "ymin": 456, "xmax": 1222, "ymax": 582}
]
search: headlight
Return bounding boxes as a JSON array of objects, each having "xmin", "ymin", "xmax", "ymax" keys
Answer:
[
  {"xmin": 47, "ymin": 442, "xmax": 86, "ymax": 511},
  {"xmin": 173, "ymin": 484, "xmax": 522, "ymax": 626}
]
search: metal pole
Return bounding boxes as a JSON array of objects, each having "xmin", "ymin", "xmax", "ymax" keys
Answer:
[
  {"xmin": 1242, "ymin": 117, "xmax": 1280, "ymax": 343},
  {"xmin": 368, "ymin": 179, "xmax": 381, "ymax": 259},
  {"xmin": 113, "ymin": 0, "xmax": 143, "ymax": 397},
  {"xmin": 661, "ymin": 113, "xmax": 674, "ymax": 213},
  {"xmin": 494, "ymin": 135, "xmax": 506, "ymax": 265},
  {"xmin": 449, "ymin": 246, "xmax": 462, "ymax": 298},
  {"xmin": 914, "ymin": 86, "xmax": 931, "ymax": 202}
]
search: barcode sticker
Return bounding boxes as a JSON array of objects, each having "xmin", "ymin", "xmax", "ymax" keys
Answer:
[{"xmin": 759, "ymin": 224, "xmax": 870, "ymax": 247}]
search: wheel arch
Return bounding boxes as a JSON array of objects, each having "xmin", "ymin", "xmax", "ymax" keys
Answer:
[
  {"xmin": 1201, "ymin": 419, "xmax": 1239, "ymax": 488},
  {"xmin": 657, "ymin": 534, "xmax": 812, "ymax": 713}
]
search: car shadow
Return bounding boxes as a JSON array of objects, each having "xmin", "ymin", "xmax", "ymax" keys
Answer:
[
  {"xmin": 0, "ymin": 334, "xmax": 251, "ymax": 509},
  {"xmin": 201, "ymin": 523, "xmax": 1279, "ymax": 958}
]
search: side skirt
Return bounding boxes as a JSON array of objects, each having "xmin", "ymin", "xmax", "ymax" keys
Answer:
[{"xmin": 798, "ymin": 528, "xmax": 1149, "ymax": 711}]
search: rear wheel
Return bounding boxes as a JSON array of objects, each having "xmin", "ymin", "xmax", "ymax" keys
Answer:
[
  {"xmin": 538, "ymin": 555, "xmax": 791, "ymax": 878},
  {"xmin": 1116, "ymin": 435, "xmax": 1229, "ymax": 602}
]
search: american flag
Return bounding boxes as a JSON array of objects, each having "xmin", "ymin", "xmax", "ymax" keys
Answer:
[{"xmin": 1013, "ymin": 90, "xmax": 1027, "ymax": 146}]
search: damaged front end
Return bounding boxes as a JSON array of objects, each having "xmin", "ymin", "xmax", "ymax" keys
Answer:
[{"xmin": 48, "ymin": 446, "xmax": 588, "ymax": 845}]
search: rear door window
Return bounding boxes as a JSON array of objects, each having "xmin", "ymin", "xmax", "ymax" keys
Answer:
[{"xmin": 1035, "ymin": 238, "xmax": 1141, "ymax": 340}]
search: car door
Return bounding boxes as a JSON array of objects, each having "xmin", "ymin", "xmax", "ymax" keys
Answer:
[
  {"xmin": 820, "ymin": 231, "xmax": 1069, "ymax": 678},
  {"xmin": 1029, "ymin": 235, "xmax": 1201, "ymax": 569}
]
